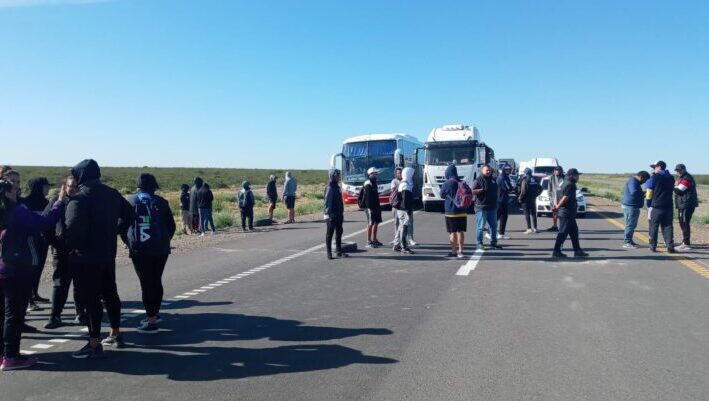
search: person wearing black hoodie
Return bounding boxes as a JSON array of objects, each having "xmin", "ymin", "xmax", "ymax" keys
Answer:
[
  {"xmin": 65, "ymin": 159, "xmax": 133, "ymax": 359},
  {"xmin": 238, "ymin": 180, "xmax": 256, "ymax": 231},
  {"xmin": 189, "ymin": 177, "xmax": 203, "ymax": 233},
  {"xmin": 22, "ymin": 177, "xmax": 51, "ymax": 309},
  {"xmin": 196, "ymin": 182, "xmax": 216, "ymax": 235},
  {"xmin": 324, "ymin": 169, "xmax": 347, "ymax": 260},
  {"xmin": 179, "ymin": 184, "xmax": 192, "ymax": 235},
  {"xmin": 394, "ymin": 167, "xmax": 415, "ymax": 255},
  {"xmin": 126, "ymin": 174, "xmax": 176, "ymax": 334},
  {"xmin": 43, "ymin": 175, "xmax": 86, "ymax": 329}
]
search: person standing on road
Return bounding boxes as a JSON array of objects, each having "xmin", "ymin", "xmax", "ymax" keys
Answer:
[
  {"xmin": 389, "ymin": 167, "xmax": 402, "ymax": 246},
  {"xmin": 394, "ymin": 167, "xmax": 416, "ymax": 254},
  {"xmin": 440, "ymin": 165, "xmax": 468, "ymax": 258},
  {"xmin": 552, "ymin": 168, "xmax": 589, "ymax": 258},
  {"xmin": 674, "ymin": 163, "xmax": 698, "ymax": 251},
  {"xmin": 238, "ymin": 180, "xmax": 255, "ymax": 231},
  {"xmin": 473, "ymin": 165, "xmax": 501, "ymax": 251},
  {"xmin": 363, "ymin": 167, "xmax": 383, "ymax": 248},
  {"xmin": 44, "ymin": 175, "xmax": 86, "ymax": 329},
  {"xmin": 125, "ymin": 174, "xmax": 176, "ymax": 334},
  {"xmin": 179, "ymin": 184, "xmax": 192, "ymax": 235},
  {"xmin": 517, "ymin": 168, "xmax": 540, "ymax": 234},
  {"xmin": 547, "ymin": 166, "xmax": 565, "ymax": 232},
  {"xmin": 65, "ymin": 159, "xmax": 133, "ymax": 358},
  {"xmin": 495, "ymin": 164, "xmax": 513, "ymax": 240},
  {"xmin": 645, "ymin": 160, "xmax": 677, "ymax": 253},
  {"xmin": 266, "ymin": 175, "xmax": 278, "ymax": 221},
  {"xmin": 621, "ymin": 171, "xmax": 650, "ymax": 249},
  {"xmin": 22, "ymin": 177, "xmax": 52, "ymax": 311},
  {"xmin": 324, "ymin": 169, "xmax": 348, "ymax": 260},
  {"xmin": 283, "ymin": 171, "xmax": 298, "ymax": 224},
  {"xmin": 189, "ymin": 177, "xmax": 203, "ymax": 234},
  {"xmin": 196, "ymin": 183, "xmax": 216, "ymax": 235},
  {"xmin": 0, "ymin": 177, "xmax": 67, "ymax": 371}
]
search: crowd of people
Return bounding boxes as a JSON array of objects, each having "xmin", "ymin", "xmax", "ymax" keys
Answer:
[{"xmin": 0, "ymin": 158, "xmax": 699, "ymax": 371}]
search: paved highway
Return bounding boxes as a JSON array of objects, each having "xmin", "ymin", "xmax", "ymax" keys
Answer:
[{"xmin": 2, "ymin": 205, "xmax": 708, "ymax": 401}]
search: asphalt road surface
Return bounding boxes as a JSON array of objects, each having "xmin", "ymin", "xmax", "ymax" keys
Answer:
[{"xmin": 2, "ymin": 205, "xmax": 708, "ymax": 401}]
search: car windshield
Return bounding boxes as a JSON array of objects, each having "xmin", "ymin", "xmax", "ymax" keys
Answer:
[
  {"xmin": 342, "ymin": 140, "xmax": 397, "ymax": 184},
  {"xmin": 535, "ymin": 166, "xmax": 556, "ymax": 176},
  {"xmin": 425, "ymin": 145, "xmax": 477, "ymax": 165}
]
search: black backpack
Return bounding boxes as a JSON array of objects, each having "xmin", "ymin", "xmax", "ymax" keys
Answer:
[
  {"xmin": 238, "ymin": 190, "xmax": 254, "ymax": 208},
  {"xmin": 128, "ymin": 193, "xmax": 164, "ymax": 253},
  {"xmin": 357, "ymin": 185, "xmax": 367, "ymax": 209}
]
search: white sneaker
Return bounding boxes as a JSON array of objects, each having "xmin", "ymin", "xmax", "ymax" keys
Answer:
[
  {"xmin": 456, "ymin": 252, "xmax": 465, "ymax": 259},
  {"xmin": 484, "ymin": 233, "xmax": 492, "ymax": 240},
  {"xmin": 532, "ymin": 228, "xmax": 538, "ymax": 233},
  {"xmin": 408, "ymin": 240, "xmax": 418, "ymax": 246},
  {"xmin": 524, "ymin": 229, "xmax": 533, "ymax": 234},
  {"xmin": 678, "ymin": 244, "xmax": 691, "ymax": 251},
  {"xmin": 498, "ymin": 234, "xmax": 510, "ymax": 240},
  {"xmin": 200, "ymin": 233, "xmax": 205, "ymax": 237}
]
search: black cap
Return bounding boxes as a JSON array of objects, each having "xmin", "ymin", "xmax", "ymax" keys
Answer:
[
  {"xmin": 674, "ymin": 163, "xmax": 686, "ymax": 171},
  {"xmin": 566, "ymin": 168, "xmax": 581, "ymax": 176},
  {"xmin": 650, "ymin": 160, "xmax": 666, "ymax": 169}
]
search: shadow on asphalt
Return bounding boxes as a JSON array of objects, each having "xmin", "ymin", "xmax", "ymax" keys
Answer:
[{"xmin": 31, "ymin": 312, "xmax": 397, "ymax": 381}]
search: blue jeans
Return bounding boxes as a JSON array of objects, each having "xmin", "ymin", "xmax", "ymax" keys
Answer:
[
  {"xmin": 476, "ymin": 209, "xmax": 497, "ymax": 245},
  {"xmin": 199, "ymin": 208, "xmax": 216, "ymax": 233},
  {"xmin": 622, "ymin": 205, "xmax": 639, "ymax": 244}
]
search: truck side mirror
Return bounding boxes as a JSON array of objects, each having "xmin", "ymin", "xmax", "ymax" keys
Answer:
[
  {"xmin": 330, "ymin": 153, "xmax": 343, "ymax": 170},
  {"xmin": 476, "ymin": 147, "xmax": 487, "ymax": 165}
]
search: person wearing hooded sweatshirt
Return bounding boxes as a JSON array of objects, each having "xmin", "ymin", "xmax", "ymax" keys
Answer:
[
  {"xmin": 517, "ymin": 168, "xmax": 540, "ymax": 234},
  {"xmin": 43, "ymin": 175, "xmax": 86, "ymax": 329},
  {"xmin": 65, "ymin": 159, "xmax": 133, "ymax": 359},
  {"xmin": 238, "ymin": 180, "xmax": 256, "ymax": 231},
  {"xmin": 283, "ymin": 171, "xmax": 298, "ymax": 224},
  {"xmin": 394, "ymin": 167, "xmax": 416, "ymax": 254},
  {"xmin": 0, "ymin": 177, "xmax": 66, "ymax": 370},
  {"xmin": 266, "ymin": 175, "xmax": 278, "ymax": 221},
  {"xmin": 189, "ymin": 177, "xmax": 203, "ymax": 233},
  {"xmin": 179, "ymin": 184, "xmax": 192, "ymax": 235},
  {"xmin": 440, "ymin": 165, "xmax": 467, "ymax": 258},
  {"xmin": 674, "ymin": 163, "xmax": 698, "ymax": 250},
  {"xmin": 126, "ymin": 174, "xmax": 176, "ymax": 334},
  {"xmin": 363, "ymin": 167, "xmax": 383, "ymax": 248},
  {"xmin": 495, "ymin": 164, "xmax": 513, "ymax": 240},
  {"xmin": 196, "ymin": 183, "xmax": 216, "ymax": 235},
  {"xmin": 324, "ymin": 169, "xmax": 348, "ymax": 260},
  {"xmin": 22, "ymin": 177, "xmax": 51, "ymax": 309},
  {"xmin": 547, "ymin": 166, "xmax": 565, "ymax": 232}
]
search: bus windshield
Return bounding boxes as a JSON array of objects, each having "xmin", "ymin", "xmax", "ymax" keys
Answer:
[
  {"xmin": 342, "ymin": 140, "xmax": 397, "ymax": 184},
  {"xmin": 425, "ymin": 145, "xmax": 477, "ymax": 166}
]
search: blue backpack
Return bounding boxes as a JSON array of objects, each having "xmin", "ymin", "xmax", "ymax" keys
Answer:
[{"xmin": 128, "ymin": 193, "xmax": 163, "ymax": 253}]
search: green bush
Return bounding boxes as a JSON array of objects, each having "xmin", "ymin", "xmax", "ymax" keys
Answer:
[
  {"xmin": 213, "ymin": 211, "xmax": 234, "ymax": 228},
  {"xmin": 695, "ymin": 214, "xmax": 709, "ymax": 226}
]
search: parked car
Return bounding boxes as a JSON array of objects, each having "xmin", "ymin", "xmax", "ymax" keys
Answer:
[{"xmin": 536, "ymin": 177, "xmax": 586, "ymax": 217}]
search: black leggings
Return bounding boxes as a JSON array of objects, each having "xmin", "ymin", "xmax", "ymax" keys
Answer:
[
  {"xmin": 241, "ymin": 207, "xmax": 254, "ymax": 230},
  {"xmin": 0, "ymin": 278, "xmax": 32, "ymax": 358},
  {"xmin": 50, "ymin": 249, "xmax": 84, "ymax": 319},
  {"xmin": 32, "ymin": 242, "xmax": 49, "ymax": 298},
  {"xmin": 73, "ymin": 261, "xmax": 122, "ymax": 339},
  {"xmin": 132, "ymin": 254, "xmax": 169, "ymax": 318},
  {"xmin": 326, "ymin": 216, "xmax": 344, "ymax": 255},
  {"xmin": 497, "ymin": 203, "xmax": 509, "ymax": 234},
  {"xmin": 523, "ymin": 200, "xmax": 537, "ymax": 229}
]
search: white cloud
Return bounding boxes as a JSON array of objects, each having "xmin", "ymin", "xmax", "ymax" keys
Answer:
[{"xmin": 0, "ymin": 0, "xmax": 111, "ymax": 7}]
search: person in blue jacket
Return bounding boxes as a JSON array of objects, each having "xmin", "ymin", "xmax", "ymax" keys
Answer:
[
  {"xmin": 0, "ymin": 175, "xmax": 66, "ymax": 371},
  {"xmin": 620, "ymin": 171, "xmax": 650, "ymax": 248}
]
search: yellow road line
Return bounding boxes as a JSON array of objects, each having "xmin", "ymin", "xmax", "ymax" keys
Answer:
[{"xmin": 591, "ymin": 207, "xmax": 709, "ymax": 279}]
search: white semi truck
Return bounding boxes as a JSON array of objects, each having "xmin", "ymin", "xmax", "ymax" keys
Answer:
[{"xmin": 420, "ymin": 124, "xmax": 496, "ymax": 212}]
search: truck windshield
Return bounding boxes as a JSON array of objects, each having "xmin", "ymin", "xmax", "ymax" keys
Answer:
[
  {"xmin": 342, "ymin": 140, "xmax": 397, "ymax": 184},
  {"xmin": 425, "ymin": 145, "xmax": 477, "ymax": 166},
  {"xmin": 535, "ymin": 166, "xmax": 556, "ymax": 176}
]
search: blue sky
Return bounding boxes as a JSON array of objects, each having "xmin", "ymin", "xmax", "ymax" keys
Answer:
[{"xmin": 1, "ymin": 0, "xmax": 707, "ymax": 172}]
